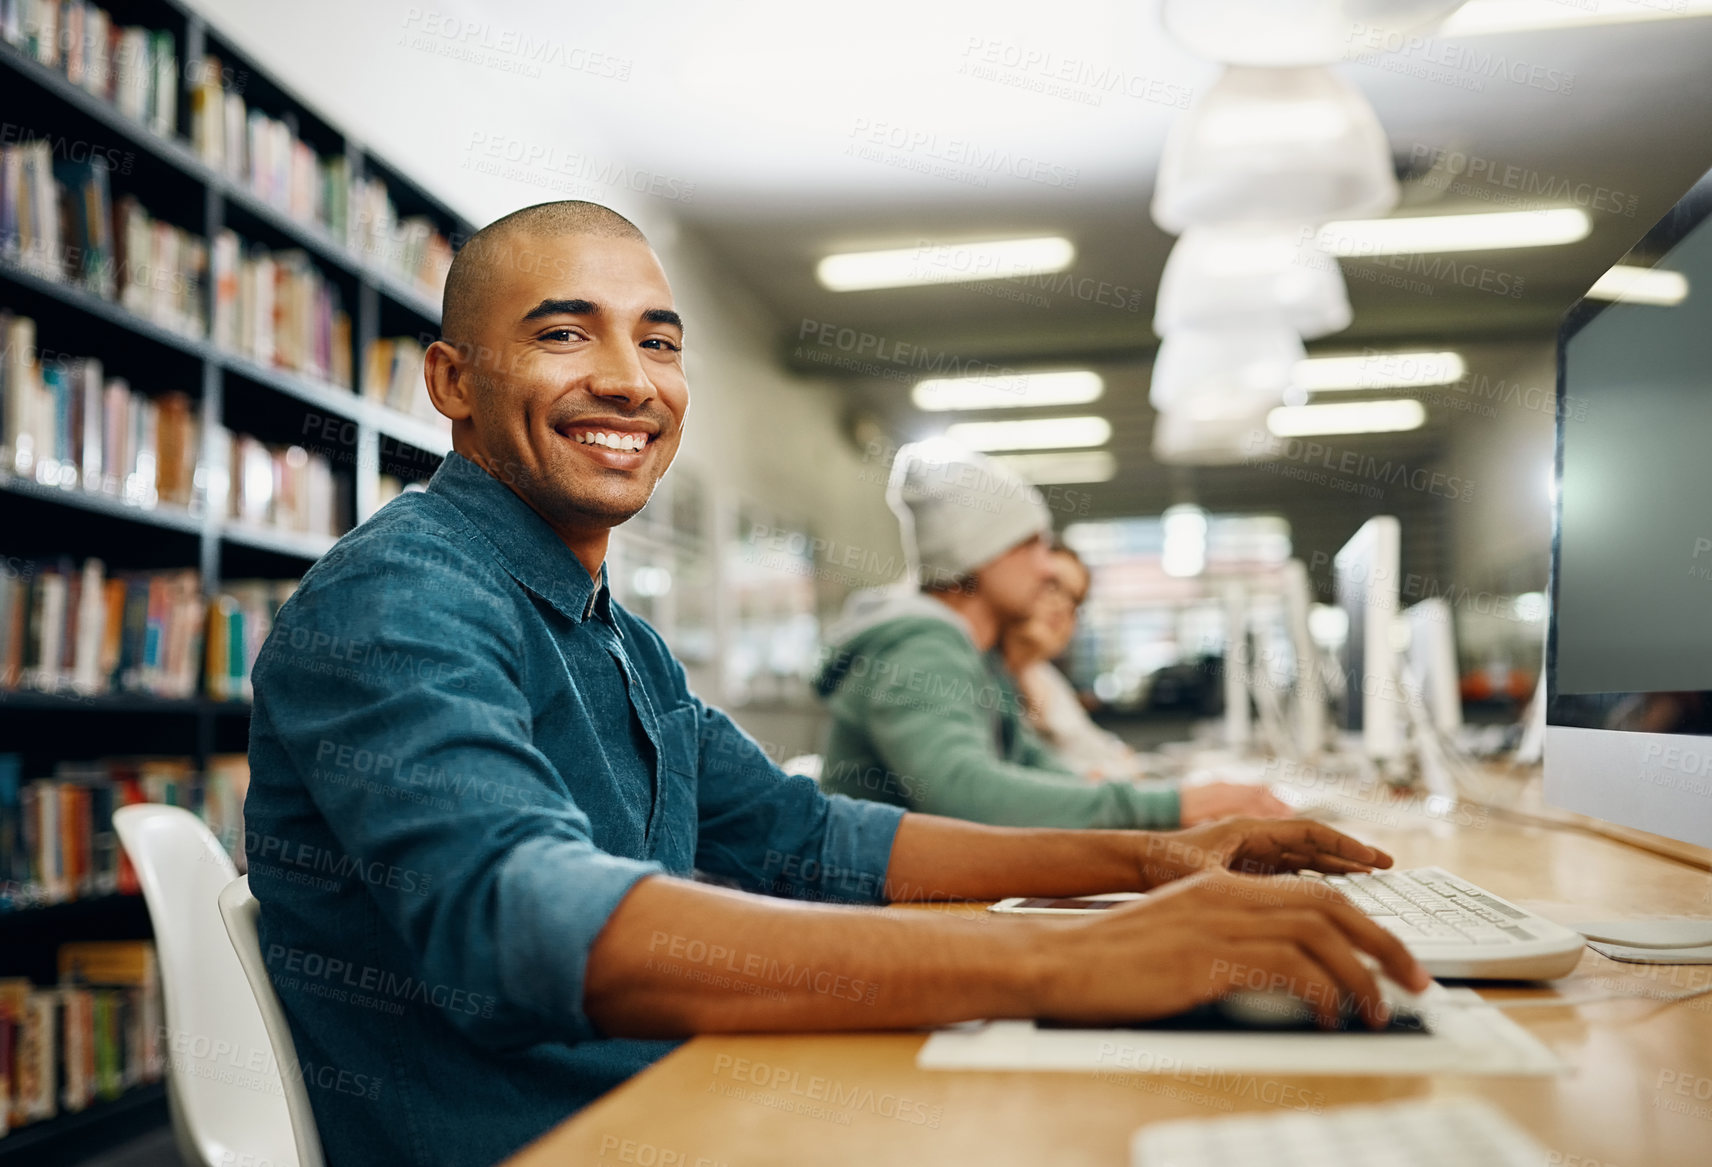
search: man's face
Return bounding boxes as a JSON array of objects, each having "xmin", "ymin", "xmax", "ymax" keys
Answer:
[
  {"xmin": 438, "ymin": 232, "xmax": 687, "ymax": 532},
  {"xmin": 975, "ymin": 534, "xmax": 1053, "ymax": 623}
]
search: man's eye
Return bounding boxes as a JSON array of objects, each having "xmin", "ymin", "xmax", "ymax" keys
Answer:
[
  {"xmin": 540, "ymin": 328, "xmax": 580, "ymax": 342},
  {"xmin": 642, "ymin": 338, "xmax": 682, "ymax": 352}
]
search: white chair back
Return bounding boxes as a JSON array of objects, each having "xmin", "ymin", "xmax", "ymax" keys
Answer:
[
  {"xmin": 113, "ymin": 804, "xmax": 309, "ymax": 1167},
  {"xmin": 220, "ymin": 875, "xmax": 326, "ymax": 1167}
]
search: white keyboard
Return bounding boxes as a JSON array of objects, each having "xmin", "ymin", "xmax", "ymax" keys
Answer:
[
  {"xmin": 1313, "ymin": 866, "xmax": 1585, "ymax": 980},
  {"xmin": 1132, "ymin": 1097, "xmax": 1551, "ymax": 1167}
]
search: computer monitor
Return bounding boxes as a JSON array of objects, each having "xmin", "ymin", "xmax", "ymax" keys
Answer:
[
  {"xmin": 1548, "ymin": 167, "xmax": 1712, "ymax": 857},
  {"xmin": 1222, "ymin": 582, "xmax": 1252, "ymax": 750},
  {"xmin": 1334, "ymin": 516, "xmax": 1404, "ymax": 762},
  {"xmin": 1284, "ymin": 559, "xmax": 1327, "ymax": 757},
  {"xmin": 1402, "ymin": 598, "xmax": 1462, "ymax": 737}
]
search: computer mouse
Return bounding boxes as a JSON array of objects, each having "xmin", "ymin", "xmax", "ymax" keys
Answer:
[{"xmin": 1214, "ymin": 989, "xmax": 1427, "ymax": 1033}]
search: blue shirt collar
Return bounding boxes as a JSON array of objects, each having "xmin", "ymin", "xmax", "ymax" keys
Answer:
[{"xmin": 428, "ymin": 451, "xmax": 618, "ymax": 630}]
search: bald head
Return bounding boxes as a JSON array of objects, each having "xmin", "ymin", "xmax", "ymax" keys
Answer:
[{"xmin": 442, "ymin": 201, "xmax": 649, "ymax": 347}]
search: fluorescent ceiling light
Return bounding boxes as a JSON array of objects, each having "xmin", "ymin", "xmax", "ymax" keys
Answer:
[
  {"xmin": 992, "ymin": 450, "xmax": 1117, "ymax": 485},
  {"xmin": 913, "ymin": 370, "xmax": 1103, "ymax": 412},
  {"xmin": 944, "ymin": 415, "xmax": 1112, "ymax": 451},
  {"xmin": 1441, "ymin": 0, "xmax": 1712, "ymax": 36},
  {"xmin": 1267, "ymin": 399, "xmax": 1427, "ymax": 437},
  {"xmin": 1586, "ymin": 264, "xmax": 1690, "ymax": 306},
  {"xmin": 1294, "ymin": 351, "xmax": 1466, "ymax": 392},
  {"xmin": 1317, "ymin": 209, "xmax": 1590, "ymax": 256},
  {"xmin": 816, "ymin": 236, "xmax": 1075, "ymax": 292}
]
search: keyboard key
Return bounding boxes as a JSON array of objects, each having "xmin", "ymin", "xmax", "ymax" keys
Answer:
[{"xmin": 1466, "ymin": 894, "xmax": 1528, "ymax": 919}]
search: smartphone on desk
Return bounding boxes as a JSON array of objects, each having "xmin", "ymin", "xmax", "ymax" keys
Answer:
[{"xmin": 989, "ymin": 893, "xmax": 1145, "ymax": 914}]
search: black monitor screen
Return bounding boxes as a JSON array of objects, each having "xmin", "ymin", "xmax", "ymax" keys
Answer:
[{"xmin": 1555, "ymin": 192, "xmax": 1712, "ymax": 702}]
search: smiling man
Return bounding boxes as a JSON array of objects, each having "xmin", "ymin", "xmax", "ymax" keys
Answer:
[{"xmin": 244, "ymin": 201, "xmax": 1426, "ymax": 1167}]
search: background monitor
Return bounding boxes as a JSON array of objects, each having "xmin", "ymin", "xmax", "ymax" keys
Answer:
[
  {"xmin": 1403, "ymin": 598, "xmax": 1463, "ymax": 737},
  {"xmin": 1335, "ymin": 516, "xmax": 1404, "ymax": 760},
  {"xmin": 1548, "ymin": 167, "xmax": 1712, "ymax": 850},
  {"xmin": 1285, "ymin": 559, "xmax": 1327, "ymax": 758}
]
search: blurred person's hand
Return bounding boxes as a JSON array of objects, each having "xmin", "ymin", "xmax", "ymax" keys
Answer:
[{"xmin": 1180, "ymin": 781, "xmax": 1294, "ymax": 825}]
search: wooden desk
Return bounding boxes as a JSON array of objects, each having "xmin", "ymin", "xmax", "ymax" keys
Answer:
[{"xmin": 509, "ymin": 799, "xmax": 1712, "ymax": 1166}]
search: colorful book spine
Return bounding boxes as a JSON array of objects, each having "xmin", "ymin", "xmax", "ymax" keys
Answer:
[{"xmin": 1, "ymin": 757, "xmax": 251, "ymax": 908}]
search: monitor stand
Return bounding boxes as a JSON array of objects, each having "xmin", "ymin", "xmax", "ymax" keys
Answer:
[{"xmin": 1571, "ymin": 919, "xmax": 1712, "ymax": 964}]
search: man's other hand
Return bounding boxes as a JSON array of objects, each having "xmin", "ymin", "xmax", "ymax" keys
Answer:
[
  {"xmin": 1179, "ymin": 781, "xmax": 1294, "ymax": 825},
  {"xmin": 1134, "ymin": 818, "xmax": 1396, "ymax": 887}
]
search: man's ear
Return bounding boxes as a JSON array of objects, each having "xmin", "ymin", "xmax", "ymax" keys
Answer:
[{"xmin": 424, "ymin": 339, "xmax": 476, "ymax": 423}]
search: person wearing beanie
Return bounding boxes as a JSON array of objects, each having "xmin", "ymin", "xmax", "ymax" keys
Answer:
[
  {"xmin": 815, "ymin": 442, "xmax": 1286, "ymax": 829},
  {"xmin": 1002, "ymin": 545, "xmax": 1290, "ymax": 824}
]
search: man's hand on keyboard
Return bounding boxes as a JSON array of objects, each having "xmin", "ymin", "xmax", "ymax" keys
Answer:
[
  {"xmin": 1030, "ymin": 869, "xmax": 1432, "ymax": 1029},
  {"xmin": 1179, "ymin": 781, "xmax": 1295, "ymax": 825},
  {"xmin": 1135, "ymin": 819, "xmax": 1396, "ymax": 887}
]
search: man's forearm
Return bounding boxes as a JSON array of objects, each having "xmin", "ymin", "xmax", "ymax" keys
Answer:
[
  {"xmin": 583, "ymin": 819, "xmax": 1416, "ymax": 1041},
  {"xmin": 584, "ymin": 874, "xmax": 1042, "ymax": 1038},
  {"xmin": 882, "ymin": 812, "xmax": 1155, "ymax": 902}
]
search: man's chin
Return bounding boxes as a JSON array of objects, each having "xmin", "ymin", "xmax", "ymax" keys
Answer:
[{"xmin": 547, "ymin": 480, "xmax": 655, "ymax": 528}]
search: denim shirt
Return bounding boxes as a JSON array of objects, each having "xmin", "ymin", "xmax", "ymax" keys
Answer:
[{"xmin": 246, "ymin": 452, "xmax": 905, "ymax": 1167}]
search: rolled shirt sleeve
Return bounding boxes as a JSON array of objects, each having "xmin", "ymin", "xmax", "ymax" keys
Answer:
[{"xmin": 634, "ymin": 643, "xmax": 905, "ymax": 904}]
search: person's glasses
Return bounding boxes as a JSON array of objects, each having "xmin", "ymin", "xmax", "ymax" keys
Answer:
[{"xmin": 1041, "ymin": 579, "xmax": 1087, "ymax": 612}]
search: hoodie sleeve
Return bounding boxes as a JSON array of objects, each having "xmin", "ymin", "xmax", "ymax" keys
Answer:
[{"xmin": 840, "ymin": 625, "xmax": 1179, "ymax": 829}]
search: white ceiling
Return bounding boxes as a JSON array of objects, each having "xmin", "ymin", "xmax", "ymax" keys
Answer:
[{"xmin": 188, "ymin": 0, "xmax": 1712, "ymax": 520}]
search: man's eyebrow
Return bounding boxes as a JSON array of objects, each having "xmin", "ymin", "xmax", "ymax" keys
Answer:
[
  {"xmin": 522, "ymin": 298, "xmax": 599, "ymax": 322},
  {"xmin": 520, "ymin": 300, "xmax": 683, "ymax": 334}
]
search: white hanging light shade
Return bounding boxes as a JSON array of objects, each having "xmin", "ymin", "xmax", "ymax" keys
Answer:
[
  {"xmin": 1149, "ymin": 325, "xmax": 1307, "ymax": 414},
  {"xmin": 1152, "ymin": 401, "xmax": 1275, "ymax": 465},
  {"xmin": 1154, "ymin": 226, "xmax": 1352, "ymax": 339},
  {"xmin": 1161, "ymin": 0, "xmax": 1472, "ymax": 67},
  {"xmin": 1151, "ymin": 66, "xmax": 1399, "ymax": 233}
]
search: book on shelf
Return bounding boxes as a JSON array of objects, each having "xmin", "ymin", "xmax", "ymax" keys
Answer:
[
  {"xmin": 348, "ymin": 177, "xmax": 453, "ymax": 298},
  {"xmin": 1, "ymin": 752, "xmax": 249, "ymax": 910},
  {"xmin": 210, "ymin": 229, "xmax": 353, "ymax": 388},
  {"xmin": 0, "ymin": 140, "xmax": 208, "ymax": 337},
  {"xmin": 360, "ymin": 335, "xmax": 445, "ymax": 424},
  {"xmin": 0, "ymin": 137, "xmax": 64, "ymax": 281},
  {"xmin": 0, "ymin": 560, "xmax": 203, "ymax": 699},
  {"xmin": 205, "ymin": 579, "xmax": 295, "ymax": 702},
  {"xmin": 0, "ymin": 310, "xmax": 202, "ymax": 506},
  {"xmin": 113, "ymin": 194, "xmax": 207, "ymax": 338},
  {"xmin": 3, "ymin": 2, "xmax": 178, "ymax": 138},
  {"xmin": 0, "ymin": 981, "xmax": 56, "ymax": 1130},
  {"xmin": 0, "ymin": 941, "xmax": 166, "ymax": 1134},
  {"xmin": 213, "ymin": 426, "xmax": 347, "ymax": 538},
  {"xmin": 58, "ymin": 941, "xmax": 164, "ymax": 1098},
  {"xmin": 192, "ymin": 57, "xmax": 352, "ymax": 241}
]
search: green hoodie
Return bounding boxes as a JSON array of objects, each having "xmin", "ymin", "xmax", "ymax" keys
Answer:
[{"xmin": 812, "ymin": 590, "xmax": 1180, "ymax": 829}]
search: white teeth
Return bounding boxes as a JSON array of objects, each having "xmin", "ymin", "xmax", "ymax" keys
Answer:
[{"xmin": 572, "ymin": 430, "xmax": 647, "ymax": 452}]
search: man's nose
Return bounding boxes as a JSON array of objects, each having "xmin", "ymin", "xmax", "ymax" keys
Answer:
[{"xmin": 587, "ymin": 339, "xmax": 654, "ymax": 404}]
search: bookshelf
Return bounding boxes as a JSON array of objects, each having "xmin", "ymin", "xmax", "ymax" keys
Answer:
[{"xmin": 0, "ymin": 0, "xmax": 471, "ymax": 1156}]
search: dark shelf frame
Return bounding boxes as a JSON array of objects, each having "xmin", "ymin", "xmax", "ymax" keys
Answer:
[
  {"xmin": 0, "ymin": 1082, "xmax": 168, "ymax": 1162},
  {"xmin": 0, "ymin": 12, "xmax": 472, "ymax": 1157},
  {"xmin": 0, "ymin": 4, "xmax": 470, "ymax": 737}
]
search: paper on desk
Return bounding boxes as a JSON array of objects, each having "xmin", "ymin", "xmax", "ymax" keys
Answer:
[{"xmin": 917, "ymin": 987, "xmax": 1564, "ymax": 1077}]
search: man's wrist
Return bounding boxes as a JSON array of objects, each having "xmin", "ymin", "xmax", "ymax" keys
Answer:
[
  {"xmin": 1130, "ymin": 827, "xmax": 1207, "ymax": 888},
  {"xmin": 985, "ymin": 919, "xmax": 1062, "ymax": 1018}
]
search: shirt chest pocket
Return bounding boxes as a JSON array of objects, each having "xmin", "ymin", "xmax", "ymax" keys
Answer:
[
  {"xmin": 656, "ymin": 704, "xmax": 700, "ymax": 775},
  {"xmin": 647, "ymin": 704, "xmax": 701, "ymax": 867}
]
